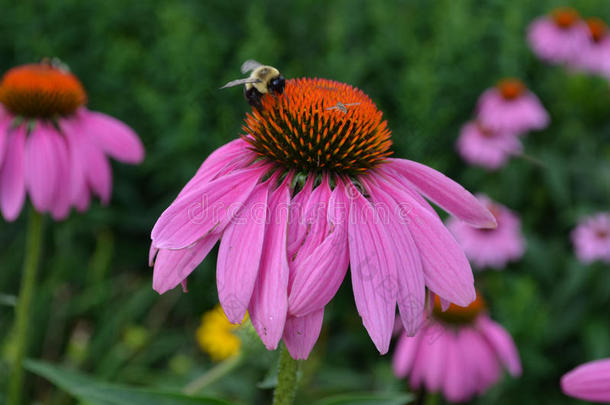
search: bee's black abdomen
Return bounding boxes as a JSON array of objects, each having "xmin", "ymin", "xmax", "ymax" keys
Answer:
[{"xmin": 244, "ymin": 87, "xmax": 263, "ymax": 110}]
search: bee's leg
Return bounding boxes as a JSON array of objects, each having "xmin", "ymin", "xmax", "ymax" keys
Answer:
[{"xmin": 245, "ymin": 87, "xmax": 263, "ymax": 110}]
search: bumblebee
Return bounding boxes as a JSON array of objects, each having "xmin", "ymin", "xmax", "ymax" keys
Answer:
[{"xmin": 221, "ymin": 60, "xmax": 285, "ymax": 109}]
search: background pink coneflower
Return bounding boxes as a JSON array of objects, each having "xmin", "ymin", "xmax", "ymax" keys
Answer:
[
  {"xmin": 561, "ymin": 358, "xmax": 610, "ymax": 402},
  {"xmin": 476, "ymin": 78, "xmax": 549, "ymax": 135},
  {"xmin": 574, "ymin": 18, "xmax": 610, "ymax": 78},
  {"xmin": 447, "ymin": 195, "xmax": 525, "ymax": 270},
  {"xmin": 0, "ymin": 61, "xmax": 144, "ymax": 221},
  {"xmin": 456, "ymin": 121, "xmax": 522, "ymax": 170},
  {"xmin": 528, "ymin": 7, "xmax": 590, "ymax": 65},
  {"xmin": 572, "ymin": 212, "xmax": 610, "ymax": 264},
  {"xmin": 393, "ymin": 293, "xmax": 521, "ymax": 403},
  {"xmin": 150, "ymin": 78, "xmax": 496, "ymax": 359}
]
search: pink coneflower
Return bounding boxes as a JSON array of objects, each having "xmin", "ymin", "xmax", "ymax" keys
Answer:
[
  {"xmin": 447, "ymin": 195, "xmax": 525, "ymax": 270},
  {"xmin": 150, "ymin": 77, "xmax": 496, "ymax": 359},
  {"xmin": 575, "ymin": 18, "xmax": 610, "ymax": 78},
  {"xmin": 528, "ymin": 7, "xmax": 590, "ymax": 64},
  {"xmin": 0, "ymin": 61, "xmax": 144, "ymax": 221},
  {"xmin": 561, "ymin": 358, "xmax": 610, "ymax": 402},
  {"xmin": 476, "ymin": 78, "xmax": 549, "ymax": 134},
  {"xmin": 456, "ymin": 121, "xmax": 522, "ymax": 170},
  {"xmin": 393, "ymin": 293, "xmax": 521, "ymax": 403},
  {"xmin": 572, "ymin": 212, "xmax": 610, "ymax": 264}
]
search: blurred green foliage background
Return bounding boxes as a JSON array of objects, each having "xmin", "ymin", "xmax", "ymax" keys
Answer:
[{"xmin": 1, "ymin": 0, "xmax": 609, "ymax": 404}]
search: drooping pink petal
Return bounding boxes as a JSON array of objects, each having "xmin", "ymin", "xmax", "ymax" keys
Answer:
[
  {"xmin": 286, "ymin": 175, "xmax": 314, "ymax": 256},
  {"xmin": 217, "ymin": 184, "xmax": 268, "ymax": 323},
  {"xmin": 288, "ymin": 179, "xmax": 349, "ymax": 317},
  {"xmin": 49, "ymin": 132, "xmax": 71, "ymax": 220},
  {"xmin": 458, "ymin": 327, "xmax": 501, "ymax": 394},
  {"xmin": 289, "ymin": 176, "xmax": 331, "ymax": 261},
  {"xmin": 151, "ymin": 165, "xmax": 267, "ymax": 249},
  {"xmin": 422, "ymin": 330, "xmax": 448, "ymax": 391},
  {"xmin": 367, "ymin": 181, "xmax": 425, "ymax": 336},
  {"xmin": 383, "ymin": 183, "xmax": 476, "ymax": 307},
  {"xmin": 561, "ymin": 358, "xmax": 610, "ymax": 402},
  {"xmin": 0, "ymin": 115, "xmax": 11, "ymax": 169},
  {"xmin": 387, "ymin": 158, "xmax": 496, "ymax": 228},
  {"xmin": 152, "ymin": 233, "xmax": 220, "ymax": 294},
  {"xmin": 283, "ymin": 309, "xmax": 324, "ymax": 360},
  {"xmin": 178, "ymin": 138, "xmax": 255, "ymax": 200},
  {"xmin": 443, "ymin": 331, "xmax": 474, "ymax": 402},
  {"xmin": 60, "ymin": 117, "xmax": 92, "ymax": 209},
  {"xmin": 248, "ymin": 180, "xmax": 291, "ymax": 350},
  {"xmin": 82, "ymin": 141, "xmax": 112, "ymax": 204},
  {"xmin": 477, "ymin": 316, "xmax": 522, "ymax": 376},
  {"xmin": 347, "ymin": 180, "xmax": 396, "ymax": 354},
  {"xmin": 392, "ymin": 331, "xmax": 421, "ymax": 378},
  {"xmin": 25, "ymin": 123, "xmax": 60, "ymax": 212},
  {"xmin": 79, "ymin": 109, "xmax": 144, "ymax": 163},
  {"xmin": 0, "ymin": 126, "xmax": 27, "ymax": 221}
]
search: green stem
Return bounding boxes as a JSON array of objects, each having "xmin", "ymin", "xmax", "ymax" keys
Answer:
[
  {"xmin": 424, "ymin": 392, "xmax": 439, "ymax": 405},
  {"xmin": 7, "ymin": 208, "xmax": 44, "ymax": 405},
  {"xmin": 183, "ymin": 353, "xmax": 243, "ymax": 395},
  {"xmin": 272, "ymin": 345, "xmax": 300, "ymax": 405}
]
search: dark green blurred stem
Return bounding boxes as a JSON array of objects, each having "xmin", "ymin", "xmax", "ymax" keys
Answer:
[
  {"xmin": 424, "ymin": 392, "xmax": 439, "ymax": 405},
  {"xmin": 272, "ymin": 345, "xmax": 300, "ymax": 405},
  {"xmin": 8, "ymin": 208, "xmax": 44, "ymax": 405},
  {"xmin": 183, "ymin": 353, "xmax": 243, "ymax": 395}
]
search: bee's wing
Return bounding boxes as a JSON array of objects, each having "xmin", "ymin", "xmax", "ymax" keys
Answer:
[
  {"xmin": 220, "ymin": 77, "xmax": 261, "ymax": 89},
  {"xmin": 240, "ymin": 59, "xmax": 262, "ymax": 74}
]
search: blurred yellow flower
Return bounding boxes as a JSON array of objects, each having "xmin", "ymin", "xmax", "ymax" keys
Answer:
[{"xmin": 196, "ymin": 305, "xmax": 246, "ymax": 361}]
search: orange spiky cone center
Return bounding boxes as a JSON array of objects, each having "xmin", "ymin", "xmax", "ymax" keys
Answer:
[
  {"xmin": 0, "ymin": 63, "xmax": 87, "ymax": 118},
  {"xmin": 586, "ymin": 18, "xmax": 607, "ymax": 42},
  {"xmin": 552, "ymin": 7, "xmax": 580, "ymax": 29},
  {"xmin": 497, "ymin": 78, "xmax": 526, "ymax": 100},
  {"xmin": 242, "ymin": 78, "xmax": 392, "ymax": 176},
  {"xmin": 432, "ymin": 292, "xmax": 486, "ymax": 325}
]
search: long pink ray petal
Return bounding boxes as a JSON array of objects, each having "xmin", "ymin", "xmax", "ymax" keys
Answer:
[
  {"xmin": 288, "ymin": 180, "xmax": 349, "ymax": 316},
  {"xmin": 152, "ymin": 233, "xmax": 220, "ymax": 294},
  {"xmin": 0, "ymin": 115, "xmax": 11, "ymax": 168},
  {"xmin": 392, "ymin": 332, "xmax": 421, "ymax": 378},
  {"xmin": 383, "ymin": 184, "xmax": 476, "ymax": 306},
  {"xmin": 561, "ymin": 358, "xmax": 610, "ymax": 402},
  {"xmin": 283, "ymin": 309, "xmax": 324, "ymax": 360},
  {"xmin": 387, "ymin": 158, "xmax": 496, "ymax": 228},
  {"xmin": 217, "ymin": 184, "xmax": 268, "ymax": 323},
  {"xmin": 78, "ymin": 109, "xmax": 144, "ymax": 163},
  {"xmin": 25, "ymin": 123, "xmax": 59, "ymax": 211},
  {"xmin": 0, "ymin": 126, "xmax": 27, "ymax": 221},
  {"xmin": 422, "ymin": 330, "xmax": 448, "ymax": 391},
  {"xmin": 178, "ymin": 138, "xmax": 255, "ymax": 199},
  {"xmin": 443, "ymin": 332, "xmax": 473, "ymax": 402},
  {"xmin": 151, "ymin": 165, "xmax": 266, "ymax": 249},
  {"xmin": 347, "ymin": 181, "xmax": 396, "ymax": 354},
  {"xmin": 287, "ymin": 175, "xmax": 314, "ymax": 257},
  {"xmin": 290, "ymin": 176, "xmax": 331, "ymax": 261},
  {"xmin": 49, "ymin": 132, "xmax": 71, "ymax": 220},
  {"xmin": 368, "ymin": 182, "xmax": 425, "ymax": 336},
  {"xmin": 477, "ymin": 316, "xmax": 522, "ymax": 376},
  {"xmin": 459, "ymin": 327, "xmax": 501, "ymax": 393},
  {"xmin": 60, "ymin": 118, "xmax": 91, "ymax": 209},
  {"xmin": 248, "ymin": 180, "xmax": 291, "ymax": 350}
]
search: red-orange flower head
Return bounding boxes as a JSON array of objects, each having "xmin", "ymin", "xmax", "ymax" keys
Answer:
[
  {"xmin": 0, "ymin": 62, "xmax": 87, "ymax": 118},
  {"xmin": 242, "ymin": 78, "xmax": 393, "ymax": 176},
  {"xmin": 496, "ymin": 78, "xmax": 526, "ymax": 100},
  {"xmin": 551, "ymin": 7, "xmax": 580, "ymax": 29},
  {"xmin": 432, "ymin": 291, "xmax": 486, "ymax": 325},
  {"xmin": 586, "ymin": 18, "xmax": 607, "ymax": 42}
]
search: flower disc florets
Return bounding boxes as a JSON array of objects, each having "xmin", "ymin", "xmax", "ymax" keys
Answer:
[
  {"xmin": 243, "ymin": 78, "xmax": 392, "ymax": 176},
  {"xmin": 0, "ymin": 62, "xmax": 87, "ymax": 118}
]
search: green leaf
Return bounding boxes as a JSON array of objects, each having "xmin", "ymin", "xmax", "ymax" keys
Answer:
[
  {"xmin": 313, "ymin": 392, "xmax": 414, "ymax": 405},
  {"xmin": 25, "ymin": 360, "xmax": 236, "ymax": 405}
]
